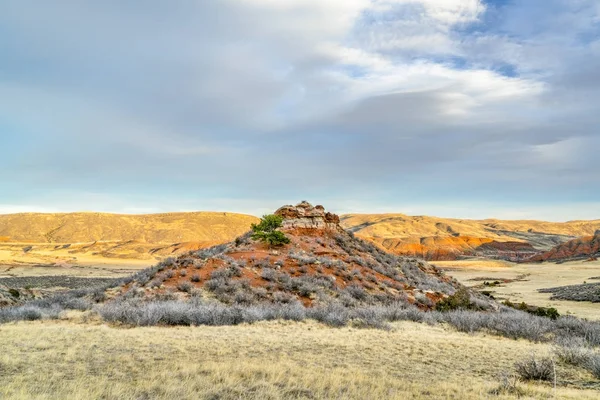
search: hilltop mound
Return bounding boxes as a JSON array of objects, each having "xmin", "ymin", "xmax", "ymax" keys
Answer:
[
  {"xmin": 527, "ymin": 234, "xmax": 600, "ymax": 263},
  {"xmin": 105, "ymin": 202, "xmax": 470, "ymax": 310}
]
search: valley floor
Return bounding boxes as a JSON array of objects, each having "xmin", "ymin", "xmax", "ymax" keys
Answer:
[
  {"xmin": 436, "ymin": 259, "xmax": 600, "ymax": 320},
  {"xmin": 1, "ymin": 318, "xmax": 599, "ymax": 399}
]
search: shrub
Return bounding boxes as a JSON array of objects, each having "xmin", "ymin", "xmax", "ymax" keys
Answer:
[
  {"xmin": 515, "ymin": 354, "xmax": 555, "ymax": 382},
  {"xmin": 490, "ymin": 372, "xmax": 525, "ymax": 397},
  {"xmin": 261, "ymin": 268, "xmax": 277, "ymax": 281},
  {"xmin": 180, "ymin": 270, "xmax": 187, "ymax": 277},
  {"xmin": 503, "ymin": 300, "xmax": 560, "ymax": 320},
  {"xmin": 586, "ymin": 354, "xmax": 600, "ymax": 379},
  {"xmin": 190, "ymin": 274, "xmax": 201, "ymax": 283},
  {"xmin": 435, "ymin": 287, "xmax": 473, "ymax": 312},
  {"xmin": 273, "ymin": 291, "xmax": 294, "ymax": 303},
  {"xmin": 149, "ymin": 278, "xmax": 165, "ymax": 288},
  {"xmin": 177, "ymin": 282, "xmax": 193, "ymax": 293},
  {"xmin": 251, "ymin": 215, "xmax": 290, "ymax": 247},
  {"xmin": 344, "ymin": 285, "xmax": 368, "ymax": 301},
  {"xmin": 554, "ymin": 337, "xmax": 591, "ymax": 366}
]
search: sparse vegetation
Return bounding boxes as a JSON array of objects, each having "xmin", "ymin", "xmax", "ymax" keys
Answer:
[
  {"xmin": 586, "ymin": 354, "xmax": 600, "ymax": 379},
  {"xmin": 177, "ymin": 282, "xmax": 193, "ymax": 293},
  {"xmin": 435, "ymin": 287, "xmax": 474, "ymax": 312},
  {"xmin": 514, "ymin": 354, "xmax": 555, "ymax": 382},
  {"xmin": 503, "ymin": 300, "xmax": 560, "ymax": 320},
  {"xmin": 540, "ymin": 282, "xmax": 600, "ymax": 303}
]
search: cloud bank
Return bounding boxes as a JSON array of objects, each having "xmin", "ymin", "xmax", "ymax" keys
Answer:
[{"xmin": 1, "ymin": 0, "xmax": 599, "ymax": 220}]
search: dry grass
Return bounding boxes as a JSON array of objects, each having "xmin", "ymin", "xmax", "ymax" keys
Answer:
[
  {"xmin": 0, "ymin": 212, "xmax": 258, "ymax": 243},
  {"xmin": 434, "ymin": 260, "xmax": 513, "ymax": 269},
  {"xmin": 0, "ymin": 318, "xmax": 598, "ymax": 399}
]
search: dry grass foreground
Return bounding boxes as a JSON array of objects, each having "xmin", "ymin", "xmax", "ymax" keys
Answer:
[{"xmin": 1, "ymin": 318, "xmax": 599, "ymax": 400}]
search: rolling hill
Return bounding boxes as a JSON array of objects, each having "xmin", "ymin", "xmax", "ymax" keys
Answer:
[
  {"xmin": 0, "ymin": 212, "xmax": 259, "ymax": 244},
  {"xmin": 339, "ymin": 214, "xmax": 600, "ymax": 261},
  {"xmin": 1, "ymin": 210, "xmax": 600, "ymax": 262},
  {"xmin": 527, "ymin": 233, "xmax": 600, "ymax": 262}
]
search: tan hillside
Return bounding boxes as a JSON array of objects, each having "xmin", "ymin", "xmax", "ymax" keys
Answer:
[
  {"xmin": 340, "ymin": 214, "xmax": 600, "ymax": 260},
  {"xmin": 0, "ymin": 212, "xmax": 259, "ymax": 244}
]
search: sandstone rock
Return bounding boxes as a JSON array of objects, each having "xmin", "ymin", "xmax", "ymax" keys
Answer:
[{"xmin": 275, "ymin": 201, "xmax": 341, "ymax": 231}]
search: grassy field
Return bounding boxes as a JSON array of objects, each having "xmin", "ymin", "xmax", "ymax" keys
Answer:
[
  {"xmin": 0, "ymin": 317, "xmax": 599, "ymax": 400},
  {"xmin": 0, "ymin": 244, "xmax": 151, "ymax": 280},
  {"xmin": 435, "ymin": 259, "xmax": 600, "ymax": 320}
]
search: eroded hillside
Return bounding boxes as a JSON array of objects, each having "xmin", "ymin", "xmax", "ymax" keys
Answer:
[{"xmin": 340, "ymin": 214, "xmax": 600, "ymax": 260}]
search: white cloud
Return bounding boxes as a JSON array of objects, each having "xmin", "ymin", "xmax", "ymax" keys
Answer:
[{"xmin": 1, "ymin": 0, "xmax": 599, "ymax": 220}]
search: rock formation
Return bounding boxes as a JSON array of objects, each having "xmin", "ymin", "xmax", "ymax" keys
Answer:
[{"xmin": 275, "ymin": 201, "xmax": 341, "ymax": 231}]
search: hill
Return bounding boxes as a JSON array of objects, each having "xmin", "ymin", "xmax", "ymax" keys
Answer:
[
  {"xmin": 527, "ymin": 232, "xmax": 600, "ymax": 263},
  {"xmin": 340, "ymin": 214, "xmax": 600, "ymax": 261},
  {"xmin": 100, "ymin": 202, "xmax": 473, "ymax": 311},
  {"xmin": 0, "ymin": 212, "xmax": 258, "ymax": 244},
  {"xmin": 2, "ymin": 209, "xmax": 600, "ymax": 263}
]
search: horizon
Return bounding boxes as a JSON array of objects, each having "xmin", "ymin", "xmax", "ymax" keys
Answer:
[
  {"xmin": 2, "ymin": 1, "xmax": 600, "ymax": 221},
  {"xmin": 1, "ymin": 200, "xmax": 600, "ymax": 223}
]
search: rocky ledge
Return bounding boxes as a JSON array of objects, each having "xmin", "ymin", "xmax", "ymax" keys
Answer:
[{"xmin": 275, "ymin": 201, "xmax": 341, "ymax": 231}]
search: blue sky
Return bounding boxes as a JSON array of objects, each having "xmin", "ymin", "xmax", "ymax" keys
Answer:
[{"xmin": 1, "ymin": 0, "xmax": 599, "ymax": 220}]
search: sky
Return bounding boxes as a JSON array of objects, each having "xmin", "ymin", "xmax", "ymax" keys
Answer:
[{"xmin": 1, "ymin": 0, "xmax": 599, "ymax": 220}]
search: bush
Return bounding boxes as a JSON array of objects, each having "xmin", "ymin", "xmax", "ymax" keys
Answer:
[
  {"xmin": 490, "ymin": 372, "xmax": 525, "ymax": 397},
  {"xmin": 251, "ymin": 215, "xmax": 290, "ymax": 247},
  {"xmin": 177, "ymin": 282, "xmax": 193, "ymax": 293},
  {"xmin": 515, "ymin": 354, "xmax": 555, "ymax": 382},
  {"xmin": 586, "ymin": 354, "xmax": 600, "ymax": 379},
  {"xmin": 435, "ymin": 287, "xmax": 473, "ymax": 312},
  {"xmin": 190, "ymin": 274, "xmax": 201, "ymax": 283},
  {"xmin": 503, "ymin": 300, "xmax": 560, "ymax": 320},
  {"xmin": 554, "ymin": 337, "xmax": 591, "ymax": 366}
]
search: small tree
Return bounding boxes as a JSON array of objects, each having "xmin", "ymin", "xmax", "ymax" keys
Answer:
[{"xmin": 251, "ymin": 214, "xmax": 290, "ymax": 247}]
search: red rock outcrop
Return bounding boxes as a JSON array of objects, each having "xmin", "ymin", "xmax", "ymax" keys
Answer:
[
  {"xmin": 527, "ymin": 235, "xmax": 600, "ymax": 262},
  {"xmin": 363, "ymin": 235, "xmax": 537, "ymax": 261}
]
